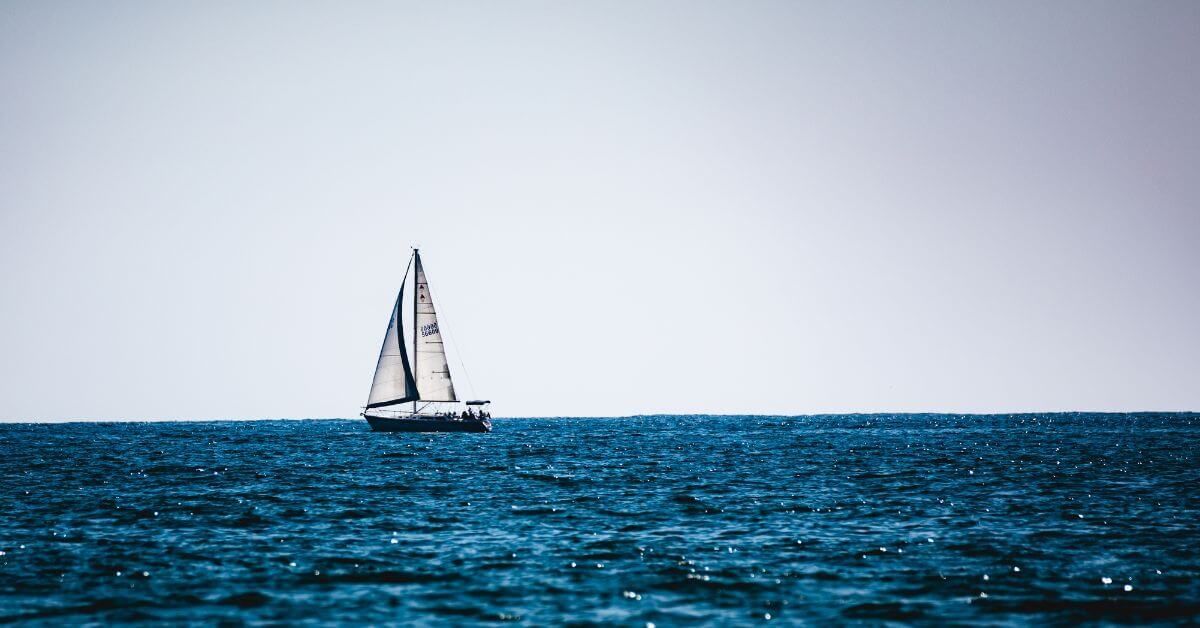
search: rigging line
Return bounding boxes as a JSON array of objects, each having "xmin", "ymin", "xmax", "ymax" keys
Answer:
[{"xmin": 434, "ymin": 296, "xmax": 478, "ymax": 400}]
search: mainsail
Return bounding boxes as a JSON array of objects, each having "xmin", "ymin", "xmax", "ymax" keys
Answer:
[
  {"xmin": 366, "ymin": 276, "xmax": 419, "ymax": 408},
  {"xmin": 412, "ymin": 250, "xmax": 457, "ymax": 402}
]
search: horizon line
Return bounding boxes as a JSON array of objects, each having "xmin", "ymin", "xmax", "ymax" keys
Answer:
[{"xmin": 1, "ymin": 410, "xmax": 1197, "ymax": 425}]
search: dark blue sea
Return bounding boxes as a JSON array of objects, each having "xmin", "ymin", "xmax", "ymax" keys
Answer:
[{"xmin": 2, "ymin": 414, "xmax": 1198, "ymax": 625}]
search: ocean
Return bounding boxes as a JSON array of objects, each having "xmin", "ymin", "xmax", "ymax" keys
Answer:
[{"xmin": 1, "ymin": 414, "xmax": 1198, "ymax": 625}]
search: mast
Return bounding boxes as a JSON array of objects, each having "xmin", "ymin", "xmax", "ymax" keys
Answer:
[{"xmin": 412, "ymin": 248, "xmax": 419, "ymax": 415}]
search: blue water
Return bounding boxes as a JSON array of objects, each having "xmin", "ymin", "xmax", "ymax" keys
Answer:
[{"xmin": 1, "ymin": 414, "xmax": 1198, "ymax": 625}]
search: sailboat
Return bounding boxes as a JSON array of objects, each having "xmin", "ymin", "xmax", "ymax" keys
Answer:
[{"xmin": 362, "ymin": 249, "xmax": 492, "ymax": 433}]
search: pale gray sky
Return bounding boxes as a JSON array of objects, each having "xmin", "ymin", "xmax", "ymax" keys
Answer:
[{"xmin": 2, "ymin": 1, "xmax": 1197, "ymax": 420}]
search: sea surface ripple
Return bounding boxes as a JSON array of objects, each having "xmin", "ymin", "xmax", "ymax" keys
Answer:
[{"xmin": 1, "ymin": 414, "xmax": 1199, "ymax": 625}]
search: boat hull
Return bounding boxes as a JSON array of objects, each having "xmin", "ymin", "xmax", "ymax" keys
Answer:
[{"xmin": 364, "ymin": 415, "xmax": 492, "ymax": 433}]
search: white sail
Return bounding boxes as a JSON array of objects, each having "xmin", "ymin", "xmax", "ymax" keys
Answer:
[
  {"xmin": 412, "ymin": 251, "xmax": 457, "ymax": 402},
  {"xmin": 366, "ymin": 281, "xmax": 419, "ymax": 408}
]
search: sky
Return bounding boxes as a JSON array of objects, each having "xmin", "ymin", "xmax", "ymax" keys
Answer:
[{"xmin": 1, "ymin": 1, "xmax": 1198, "ymax": 420}]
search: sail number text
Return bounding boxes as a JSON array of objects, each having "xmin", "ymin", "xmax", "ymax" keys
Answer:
[{"xmin": 420, "ymin": 322, "xmax": 440, "ymax": 337}]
